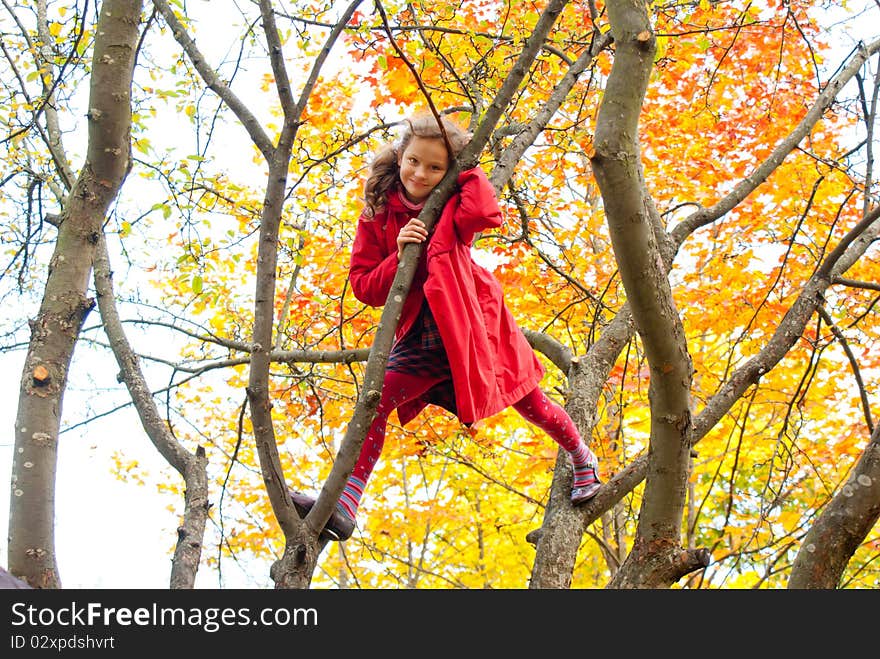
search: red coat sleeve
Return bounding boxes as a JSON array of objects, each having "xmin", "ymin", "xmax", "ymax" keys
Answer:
[
  {"xmin": 453, "ymin": 167, "xmax": 503, "ymax": 244},
  {"xmin": 349, "ymin": 212, "xmax": 399, "ymax": 307}
]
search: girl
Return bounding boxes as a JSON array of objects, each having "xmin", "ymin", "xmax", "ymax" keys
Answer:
[{"xmin": 291, "ymin": 112, "xmax": 601, "ymax": 541}]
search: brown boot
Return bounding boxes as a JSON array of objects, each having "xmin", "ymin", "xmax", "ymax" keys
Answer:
[{"xmin": 288, "ymin": 490, "xmax": 356, "ymax": 541}]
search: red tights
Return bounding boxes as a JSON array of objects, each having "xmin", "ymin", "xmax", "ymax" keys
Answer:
[{"xmin": 351, "ymin": 371, "xmax": 585, "ymax": 486}]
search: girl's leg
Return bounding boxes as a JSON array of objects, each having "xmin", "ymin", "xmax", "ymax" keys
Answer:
[
  {"xmin": 512, "ymin": 386, "xmax": 602, "ymax": 504},
  {"xmin": 336, "ymin": 370, "xmax": 442, "ymax": 522}
]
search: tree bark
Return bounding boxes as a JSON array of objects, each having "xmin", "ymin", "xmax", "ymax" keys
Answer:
[
  {"xmin": 8, "ymin": 0, "xmax": 143, "ymax": 588},
  {"xmin": 789, "ymin": 423, "xmax": 880, "ymax": 588},
  {"xmin": 589, "ymin": 0, "xmax": 699, "ymax": 589},
  {"xmin": 93, "ymin": 236, "xmax": 210, "ymax": 589}
]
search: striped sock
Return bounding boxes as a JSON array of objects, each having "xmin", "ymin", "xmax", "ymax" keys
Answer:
[
  {"xmin": 570, "ymin": 443, "xmax": 599, "ymax": 489},
  {"xmin": 337, "ymin": 475, "xmax": 365, "ymax": 521}
]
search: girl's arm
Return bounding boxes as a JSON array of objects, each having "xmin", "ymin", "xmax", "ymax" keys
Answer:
[
  {"xmin": 349, "ymin": 216, "xmax": 399, "ymax": 307},
  {"xmin": 453, "ymin": 167, "xmax": 503, "ymax": 244}
]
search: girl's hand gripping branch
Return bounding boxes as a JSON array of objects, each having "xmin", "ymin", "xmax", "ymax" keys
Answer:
[{"xmin": 396, "ymin": 218, "xmax": 429, "ymax": 260}]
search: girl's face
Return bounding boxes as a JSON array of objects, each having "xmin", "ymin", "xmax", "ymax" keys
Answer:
[{"xmin": 397, "ymin": 136, "xmax": 449, "ymax": 204}]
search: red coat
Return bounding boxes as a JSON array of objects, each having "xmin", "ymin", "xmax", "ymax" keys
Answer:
[{"xmin": 349, "ymin": 167, "xmax": 544, "ymax": 425}]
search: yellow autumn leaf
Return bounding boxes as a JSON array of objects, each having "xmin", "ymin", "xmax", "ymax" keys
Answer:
[{"xmin": 778, "ymin": 510, "xmax": 802, "ymax": 534}]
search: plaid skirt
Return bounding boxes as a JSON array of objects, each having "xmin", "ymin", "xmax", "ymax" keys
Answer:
[
  {"xmin": 386, "ymin": 302, "xmax": 457, "ymax": 415},
  {"xmin": 387, "ymin": 302, "xmax": 451, "ymax": 379}
]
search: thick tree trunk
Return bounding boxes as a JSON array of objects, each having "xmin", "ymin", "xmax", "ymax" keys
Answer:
[
  {"xmin": 589, "ymin": 0, "xmax": 700, "ymax": 589},
  {"xmin": 7, "ymin": 0, "xmax": 142, "ymax": 588},
  {"xmin": 529, "ymin": 310, "xmax": 636, "ymax": 587}
]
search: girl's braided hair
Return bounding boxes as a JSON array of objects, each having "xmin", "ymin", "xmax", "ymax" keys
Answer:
[{"xmin": 362, "ymin": 112, "xmax": 472, "ymax": 218}]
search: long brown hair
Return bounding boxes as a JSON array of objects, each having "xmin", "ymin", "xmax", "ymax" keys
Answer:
[{"xmin": 362, "ymin": 112, "xmax": 471, "ymax": 218}]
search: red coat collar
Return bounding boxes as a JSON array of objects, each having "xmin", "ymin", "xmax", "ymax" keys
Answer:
[{"xmin": 386, "ymin": 187, "xmax": 424, "ymax": 214}]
